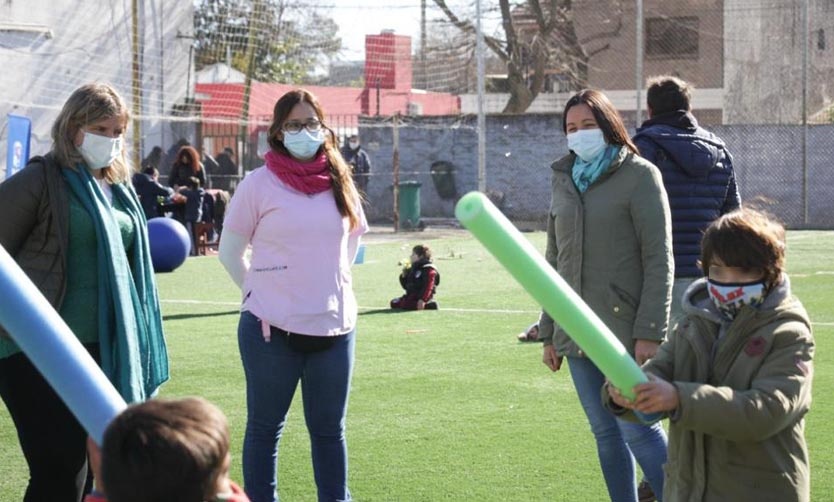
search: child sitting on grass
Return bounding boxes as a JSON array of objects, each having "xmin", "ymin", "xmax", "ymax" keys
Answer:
[
  {"xmin": 606, "ymin": 208, "xmax": 814, "ymax": 502},
  {"xmin": 85, "ymin": 397, "xmax": 249, "ymax": 502},
  {"xmin": 390, "ymin": 244, "xmax": 440, "ymax": 311}
]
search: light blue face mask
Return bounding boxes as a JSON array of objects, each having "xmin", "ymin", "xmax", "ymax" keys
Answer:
[
  {"xmin": 283, "ymin": 128, "xmax": 325, "ymax": 160},
  {"xmin": 567, "ymin": 128, "xmax": 606, "ymax": 162}
]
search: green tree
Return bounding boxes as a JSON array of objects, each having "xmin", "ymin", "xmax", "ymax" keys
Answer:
[{"xmin": 193, "ymin": 0, "xmax": 341, "ymax": 83}]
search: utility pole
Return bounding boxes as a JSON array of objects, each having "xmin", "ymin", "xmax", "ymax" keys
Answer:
[
  {"xmin": 392, "ymin": 114, "xmax": 400, "ymax": 232},
  {"xmin": 635, "ymin": 0, "xmax": 644, "ymax": 126},
  {"xmin": 241, "ymin": 0, "xmax": 266, "ymax": 172},
  {"xmin": 801, "ymin": 0, "xmax": 809, "ymax": 225},
  {"xmin": 131, "ymin": 0, "xmax": 143, "ymax": 169},
  {"xmin": 421, "ymin": 0, "xmax": 427, "ymax": 89},
  {"xmin": 475, "ymin": 0, "xmax": 486, "ymax": 192}
]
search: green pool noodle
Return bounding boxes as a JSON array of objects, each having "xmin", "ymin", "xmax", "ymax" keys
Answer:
[{"xmin": 455, "ymin": 191, "xmax": 648, "ymax": 401}]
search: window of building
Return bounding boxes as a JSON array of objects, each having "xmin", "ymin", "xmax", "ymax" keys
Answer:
[{"xmin": 646, "ymin": 16, "xmax": 699, "ymax": 60}]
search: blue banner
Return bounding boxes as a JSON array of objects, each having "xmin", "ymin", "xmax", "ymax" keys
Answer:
[{"xmin": 6, "ymin": 114, "xmax": 32, "ymax": 179}]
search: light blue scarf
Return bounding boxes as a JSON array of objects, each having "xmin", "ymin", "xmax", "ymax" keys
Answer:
[
  {"xmin": 62, "ymin": 167, "xmax": 169, "ymax": 403},
  {"xmin": 571, "ymin": 145, "xmax": 621, "ymax": 193}
]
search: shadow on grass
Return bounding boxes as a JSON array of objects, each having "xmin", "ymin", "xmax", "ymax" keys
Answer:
[
  {"xmin": 163, "ymin": 310, "xmax": 240, "ymax": 321},
  {"xmin": 358, "ymin": 308, "xmax": 403, "ymax": 316}
]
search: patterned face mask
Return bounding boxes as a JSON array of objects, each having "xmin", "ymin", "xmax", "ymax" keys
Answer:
[{"xmin": 707, "ymin": 279, "xmax": 766, "ymax": 320}]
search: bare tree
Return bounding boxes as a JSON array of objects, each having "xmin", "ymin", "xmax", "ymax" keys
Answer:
[{"xmin": 432, "ymin": 0, "xmax": 622, "ymax": 113}]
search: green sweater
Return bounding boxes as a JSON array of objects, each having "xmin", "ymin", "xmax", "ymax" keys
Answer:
[{"xmin": 0, "ymin": 188, "xmax": 135, "ymax": 358}]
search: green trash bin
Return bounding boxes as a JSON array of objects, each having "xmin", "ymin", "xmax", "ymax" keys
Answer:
[{"xmin": 398, "ymin": 181, "xmax": 422, "ymax": 229}]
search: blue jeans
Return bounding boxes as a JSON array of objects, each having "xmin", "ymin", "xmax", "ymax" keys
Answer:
[
  {"xmin": 238, "ymin": 311, "xmax": 355, "ymax": 502},
  {"xmin": 568, "ymin": 356, "xmax": 667, "ymax": 502}
]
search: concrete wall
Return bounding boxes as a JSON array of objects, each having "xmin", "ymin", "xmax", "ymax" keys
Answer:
[
  {"xmin": 360, "ymin": 115, "xmax": 834, "ymax": 229},
  {"xmin": 724, "ymin": 0, "xmax": 834, "ymax": 124}
]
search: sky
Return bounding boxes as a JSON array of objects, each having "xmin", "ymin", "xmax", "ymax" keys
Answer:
[
  {"xmin": 328, "ymin": 0, "xmax": 499, "ymax": 61},
  {"xmin": 330, "ymin": 1, "xmax": 427, "ymax": 60}
]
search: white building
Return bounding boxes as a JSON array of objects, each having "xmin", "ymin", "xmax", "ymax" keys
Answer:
[{"xmin": 0, "ymin": 0, "xmax": 193, "ymax": 176}]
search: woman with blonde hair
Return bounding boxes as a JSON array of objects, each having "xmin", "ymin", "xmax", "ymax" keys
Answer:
[
  {"xmin": 0, "ymin": 82, "xmax": 169, "ymax": 501},
  {"xmin": 219, "ymin": 88, "xmax": 367, "ymax": 502}
]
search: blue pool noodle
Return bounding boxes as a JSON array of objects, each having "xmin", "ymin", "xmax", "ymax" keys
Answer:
[{"xmin": 0, "ymin": 245, "xmax": 126, "ymax": 444}]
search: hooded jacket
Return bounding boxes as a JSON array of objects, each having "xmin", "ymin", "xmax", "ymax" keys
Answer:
[
  {"xmin": 633, "ymin": 112, "xmax": 741, "ymax": 278},
  {"xmin": 538, "ymin": 148, "xmax": 673, "ymax": 356},
  {"xmin": 609, "ymin": 276, "xmax": 813, "ymax": 501}
]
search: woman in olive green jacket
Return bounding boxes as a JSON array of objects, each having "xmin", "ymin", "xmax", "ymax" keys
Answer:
[
  {"xmin": 538, "ymin": 89, "xmax": 673, "ymax": 501},
  {"xmin": 607, "ymin": 209, "xmax": 813, "ymax": 502}
]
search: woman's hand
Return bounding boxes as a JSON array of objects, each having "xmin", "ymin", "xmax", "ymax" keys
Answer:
[
  {"xmin": 416, "ymin": 300, "xmax": 425, "ymax": 310},
  {"xmin": 631, "ymin": 374, "xmax": 679, "ymax": 414},
  {"xmin": 634, "ymin": 339, "xmax": 661, "ymax": 365},
  {"xmin": 542, "ymin": 344, "xmax": 563, "ymax": 372}
]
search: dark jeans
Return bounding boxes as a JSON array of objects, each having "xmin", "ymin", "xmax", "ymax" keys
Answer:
[
  {"xmin": 238, "ymin": 311, "xmax": 355, "ymax": 502},
  {"xmin": 0, "ymin": 345, "xmax": 99, "ymax": 502}
]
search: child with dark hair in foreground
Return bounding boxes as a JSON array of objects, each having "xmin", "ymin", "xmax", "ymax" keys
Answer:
[
  {"xmin": 390, "ymin": 244, "xmax": 440, "ymax": 311},
  {"xmin": 85, "ymin": 397, "xmax": 249, "ymax": 502},
  {"xmin": 606, "ymin": 208, "xmax": 814, "ymax": 502}
]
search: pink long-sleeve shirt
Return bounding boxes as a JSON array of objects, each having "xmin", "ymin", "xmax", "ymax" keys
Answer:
[{"xmin": 223, "ymin": 166, "xmax": 368, "ymax": 336}]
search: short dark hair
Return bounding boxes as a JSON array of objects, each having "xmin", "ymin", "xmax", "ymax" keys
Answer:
[
  {"xmin": 562, "ymin": 89, "xmax": 639, "ymax": 155},
  {"xmin": 700, "ymin": 208, "xmax": 786, "ymax": 288},
  {"xmin": 187, "ymin": 176, "xmax": 201, "ymax": 189},
  {"xmin": 142, "ymin": 166, "xmax": 158, "ymax": 177},
  {"xmin": 101, "ymin": 397, "xmax": 230, "ymax": 502},
  {"xmin": 646, "ymin": 76, "xmax": 693, "ymax": 116},
  {"xmin": 413, "ymin": 244, "xmax": 432, "ymax": 261}
]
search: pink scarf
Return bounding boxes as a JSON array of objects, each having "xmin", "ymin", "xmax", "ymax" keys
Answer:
[{"xmin": 265, "ymin": 150, "xmax": 332, "ymax": 195}]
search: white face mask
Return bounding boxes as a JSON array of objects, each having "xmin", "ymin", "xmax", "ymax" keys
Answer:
[
  {"xmin": 78, "ymin": 131, "xmax": 122, "ymax": 169},
  {"xmin": 283, "ymin": 128, "xmax": 325, "ymax": 160},
  {"xmin": 348, "ymin": 140, "xmax": 360, "ymax": 150},
  {"xmin": 566, "ymin": 128, "xmax": 607, "ymax": 162}
]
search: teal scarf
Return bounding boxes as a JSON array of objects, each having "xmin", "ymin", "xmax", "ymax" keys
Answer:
[
  {"xmin": 63, "ymin": 167, "xmax": 169, "ymax": 403},
  {"xmin": 571, "ymin": 145, "xmax": 621, "ymax": 193}
]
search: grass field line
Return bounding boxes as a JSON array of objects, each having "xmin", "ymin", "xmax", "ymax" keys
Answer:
[
  {"xmin": 159, "ymin": 299, "xmax": 834, "ymax": 321},
  {"xmin": 160, "ymin": 299, "xmax": 539, "ymax": 314},
  {"xmin": 791, "ymin": 271, "xmax": 834, "ymax": 277}
]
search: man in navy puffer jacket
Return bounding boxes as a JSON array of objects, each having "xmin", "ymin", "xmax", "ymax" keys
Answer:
[{"xmin": 634, "ymin": 76, "xmax": 741, "ymax": 326}]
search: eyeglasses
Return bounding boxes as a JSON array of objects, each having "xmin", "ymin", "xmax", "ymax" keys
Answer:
[{"xmin": 282, "ymin": 119, "xmax": 322, "ymax": 134}]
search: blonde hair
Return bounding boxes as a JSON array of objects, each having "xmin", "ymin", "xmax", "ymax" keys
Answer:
[
  {"xmin": 267, "ymin": 89, "xmax": 363, "ymax": 230},
  {"xmin": 51, "ymin": 82, "xmax": 131, "ymax": 183}
]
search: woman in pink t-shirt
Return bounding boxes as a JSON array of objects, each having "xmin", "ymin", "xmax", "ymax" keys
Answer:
[{"xmin": 219, "ymin": 89, "xmax": 368, "ymax": 502}]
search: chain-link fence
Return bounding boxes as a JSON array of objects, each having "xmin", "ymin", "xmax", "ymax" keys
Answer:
[{"xmin": 2, "ymin": 1, "xmax": 832, "ymax": 227}]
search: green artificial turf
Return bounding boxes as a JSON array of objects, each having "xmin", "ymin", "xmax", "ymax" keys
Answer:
[{"xmin": 1, "ymin": 229, "xmax": 832, "ymax": 501}]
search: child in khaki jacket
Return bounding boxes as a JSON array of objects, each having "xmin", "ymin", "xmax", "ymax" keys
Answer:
[{"xmin": 606, "ymin": 208, "xmax": 814, "ymax": 502}]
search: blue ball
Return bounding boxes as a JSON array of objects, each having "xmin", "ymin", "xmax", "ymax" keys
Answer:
[{"xmin": 147, "ymin": 218, "xmax": 191, "ymax": 272}]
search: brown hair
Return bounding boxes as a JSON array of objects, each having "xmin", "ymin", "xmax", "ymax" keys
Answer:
[
  {"xmin": 101, "ymin": 397, "xmax": 230, "ymax": 502},
  {"xmin": 267, "ymin": 88, "xmax": 362, "ymax": 230},
  {"xmin": 700, "ymin": 208, "xmax": 786, "ymax": 288},
  {"xmin": 413, "ymin": 244, "xmax": 432, "ymax": 261},
  {"xmin": 175, "ymin": 145, "xmax": 202, "ymax": 175},
  {"xmin": 51, "ymin": 82, "xmax": 131, "ymax": 183},
  {"xmin": 646, "ymin": 75, "xmax": 693, "ymax": 116},
  {"xmin": 562, "ymin": 89, "xmax": 638, "ymax": 154}
]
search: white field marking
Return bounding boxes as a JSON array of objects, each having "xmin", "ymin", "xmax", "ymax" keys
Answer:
[
  {"xmin": 161, "ymin": 299, "xmax": 538, "ymax": 314},
  {"xmin": 157, "ymin": 300, "xmax": 834, "ymax": 325},
  {"xmin": 161, "ymin": 299, "xmax": 240, "ymax": 306},
  {"xmin": 791, "ymin": 271, "xmax": 834, "ymax": 277}
]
